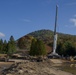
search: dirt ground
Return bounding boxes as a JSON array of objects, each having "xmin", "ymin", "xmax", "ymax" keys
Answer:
[
  {"xmin": 0, "ymin": 59, "xmax": 74, "ymax": 75},
  {"xmin": 0, "ymin": 62, "xmax": 14, "ymax": 75}
]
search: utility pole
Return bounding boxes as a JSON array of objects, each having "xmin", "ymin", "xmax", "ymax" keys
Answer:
[
  {"xmin": 48, "ymin": 5, "xmax": 60, "ymax": 58},
  {"xmin": 52, "ymin": 5, "xmax": 58, "ymax": 54}
]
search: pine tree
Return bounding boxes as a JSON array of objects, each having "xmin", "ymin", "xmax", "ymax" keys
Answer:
[
  {"xmin": 29, "ymin": 38, "xmax": 37, "ymax": 56},
  {"xmin": 3, "ymin": 40, "xmax": 8, "ymax": 54},
  {"xmin": 36, "ymin": 39, "xmax": 46, "ymax": 56},
  {"xmin": 0, "ymin": 39, "xmax": 3, "ymax": 53},
  {"xmin": 30, "ymin": 39, "xmax": 46, "ymax": 56},
  {"xmin": 7, "ymin": 36, "xmax": 16, "ymax": 55}
]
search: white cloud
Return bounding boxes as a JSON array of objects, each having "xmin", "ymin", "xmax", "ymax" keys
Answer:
[
  {"xmin": 70, "ymin": 18, "xmax": 76, "ymax": 26},
  {"xmin": 0, "ymin": 32, "xmax": 5, "ymax": 37},
  {"xmin": 23, "ymin": 19, "xmax": 31, "ymax": 22}
]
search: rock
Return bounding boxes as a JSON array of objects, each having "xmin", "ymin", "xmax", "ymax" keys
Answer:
[
  {"xmin": 18, "ymin": 70, "xmax": 24, "ymax": 74},
  {"xmin": 29, "ymin": 70, "xmax": 34, "ymax": 73},
  {"xmin": 25, "ymin": 70, "xmax": 29, "ymax": 73},
  {"xmin": 6, "ymin": 74, "xmax": 12, "ymax": 75}
]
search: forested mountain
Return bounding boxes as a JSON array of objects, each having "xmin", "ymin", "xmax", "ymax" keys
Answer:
[
  {"xmin": 27, "ymin": 29, "xmax": 76, "ymax": 43},
  {"xmin": 27, "ymin": 29, "xmax": 54, "ymax": 44},
  {"xmin": 17, "ymin": 29, "xmax": 76, "ymax": 56}
]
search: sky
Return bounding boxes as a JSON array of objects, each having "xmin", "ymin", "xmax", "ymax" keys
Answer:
[{"xmin": 0, "ymin": 0, "xmax": 76, "ymax": 41}]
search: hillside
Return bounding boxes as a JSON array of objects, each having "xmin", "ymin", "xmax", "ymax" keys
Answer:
[
  {"xmin": 27, "ymin": 29, "xmax": 54, "ymax": 44},
  {"xmin": 27, "ymin": 29, "xmax": 76, "ymax": 43},
  {"xmin": 17, "ymin": 29, "xmax": 76, "ymax": 55}
]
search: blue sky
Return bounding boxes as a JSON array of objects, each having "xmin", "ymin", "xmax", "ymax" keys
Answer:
[{"xmin": 0, "ymin": 0, "xmax": 76, "ymax": 41}]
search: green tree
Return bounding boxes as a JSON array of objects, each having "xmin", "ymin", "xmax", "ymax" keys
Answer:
[
  {"xmin": 29, "ymin": 38, "xmax": 37, "ymax": 56},
  {"xmin": 64, "ymin": 41, "xmax": 76, "ymax": 56},
  {"xmin": 0, "ymin": 39, "xmax": 3, "ymax": 53},
  {"xmin": 3, "ymin": 40, "xmax": 8, "ymax": 54},
  {"xmin": 56, "ymin": 40, "xmax": 64, "ymax": 55},
  {"xmin": 7, "ymin": 36, "xmax": 16, "ymax": 55},
  {"xmin": 30, "ymin": 39, "xmax": 46, "ymax": 56},
  {"xmin": 36, "ymin": 40, "xmax": 46, "ymax": 56},
  {"xmin": 57, "ymin": 41, "xmax": 76, "ymax": 56}
]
